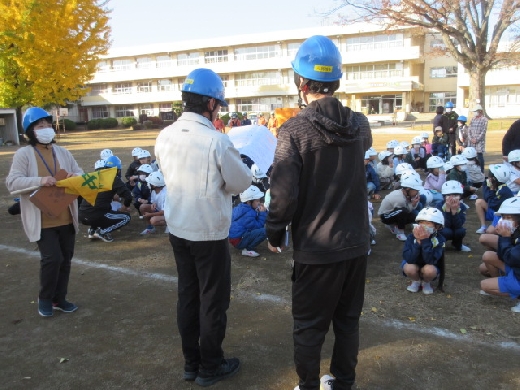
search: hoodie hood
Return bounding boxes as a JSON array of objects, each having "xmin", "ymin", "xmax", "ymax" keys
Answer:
[{"xmin": 300, "ymin": 96, "xmax": 361, "ymax": 146}]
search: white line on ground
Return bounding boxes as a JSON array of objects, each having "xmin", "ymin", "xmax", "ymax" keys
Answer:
[{"xmin": 2, "ymin": 244, "xmax": 518, "ymax": 352}]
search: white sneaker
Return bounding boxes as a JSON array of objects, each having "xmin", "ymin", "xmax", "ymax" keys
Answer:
[
  {"xmin": 459, "ymin": 244, "xmax": 471, "ymax": 252},
  {"xmin": 164, "ymin": 226, "xmax": 170, "ymax": 234},
  {"xmin": 320, "ymin": 374, "xmax": 335, "ymax": 390},
  {"xmin": 476, "ymin": 227, "xmax": 487, "ymax": 234},
  {"xmin": 385, "ymin": 224, "xmax": 397, "ymax": 234},
  {"xmin": 371, "ymin": 239, "xmax": 376, "ymax": 245},
  {"xmin": 511, "ymin": 302, "xmax": 520, "ymax": 313},
  {"xmin": 139, "ymin": 215, "xmax": 144, "ymax": 219},
  {"xmin": 422, "ymin": 281, "xmax": 434, "ymax": 295},
  {"xmin": 140, "ymin": 227, "xmax": 156, "ymax": 235},
  {"xmin": 396, "ymin": 233, "xmax": 407, "ymax": 241},
  {"xmin": 469, "ymin": 194, "xmax": 478, "ymax": 200},
  {"xmin": 407, "ymin": 280, "xmax": 421, "ymax": 293},
  {"xmin": 241, "ymin": 249, "xmax": 260, "ymax": 257},
  {"xmin": 479, "ymin": 289, "xmax": 491, "ymax": 296}
]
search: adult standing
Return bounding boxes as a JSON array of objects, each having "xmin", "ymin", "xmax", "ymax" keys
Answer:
[
  {"xmin": 444, "ymin": 102, "xmax": 459, "ymax": 157},
  {"xmin": 155, "ymin": 68, "xmax": 251, "ymax": 387},
  {"xmin": 468, "ymin": 104, "xmax": 488, "ymax": 171},
  {"xmin": 432, "ymin": 106, "xmax": 449, "ymax": 136},
  {"xmin": 240, "ymin": 112, "xmax": 251, "ymax": 126},
  {"xmin": 267, "ymin": 111, "xmax": 278, "ymax": 137},
  {"xmin": 501, "ymin": 119, "xmax": 520, "ymax": 160},
  {"xmin": 6, "ymin": 107, "xmax": 83, "ymax": 317},
  {"xmin": 257, "ymin": 112, "xmax": 267, "ymax": 126},
  {"xmin": 265, "ymin": 35, "xmax": 372, "ymax": 390},
  {"xmin": 212, "ymin": 113, "xmax": 225, "ymax": 133}
]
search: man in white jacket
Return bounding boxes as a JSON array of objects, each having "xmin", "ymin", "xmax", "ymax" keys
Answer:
[{"xmin": 155, "ymin": 68, "xmax": 251, "ymax": 387}]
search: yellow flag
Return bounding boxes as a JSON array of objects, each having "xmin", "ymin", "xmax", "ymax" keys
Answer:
[{"xmin": 56, "ymin": 168, "xmax": 117, "ymax": 205}]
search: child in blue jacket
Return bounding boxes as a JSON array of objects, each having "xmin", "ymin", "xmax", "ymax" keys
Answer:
[
  {"xmin": 480, "ymin": 197, "xmax": 520, "ymax": 313},
  {"xmin": 132, "ymin": 164, "xmax": 153, "ymax": 217},
  {"xmin": 401, "ymin": 207, "xmax": 446, "ymax": 295},
  {"xmin": 229, "ymin": 185, "xmax": 268, "ymax": 257},
  {"xmin": 438, "ymin": 180, "xmax": 470, "ymax": 252},
  {"xmin": 476, "ymin": 164, "xmax": 513, "ymax": 234},
  {"xmin": 365, "ymin": 150, "xmax": 381, "ymax": 200}
]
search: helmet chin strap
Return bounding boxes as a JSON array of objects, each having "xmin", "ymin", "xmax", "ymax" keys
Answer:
[{"xmin": 297, "ymin": 90, "xmax": 307, "ymax": 109}]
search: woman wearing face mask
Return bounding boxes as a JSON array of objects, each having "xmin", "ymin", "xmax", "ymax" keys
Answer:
[
  {"xmin": 475, "ymin": 164, "xmax": 514, "ymax": 234},
  {"xmin": 479, "ymin": 197, "xmax": 520, "ymax": 313},
  {"xmin": 438, "ymin": 180, "xmax": 470, "ymax": 252},
  {"xmin": 6, "ymin": 107, "xmax": 83, "ymax": 317},
  {"xmin": 447, "ymin": 155, "xmax": 478, "ymax": 199}
]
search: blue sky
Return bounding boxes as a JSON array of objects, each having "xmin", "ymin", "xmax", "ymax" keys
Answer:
[{"xmin": 108, "ymin": 0, "xmax": 338, "ymax": 48}]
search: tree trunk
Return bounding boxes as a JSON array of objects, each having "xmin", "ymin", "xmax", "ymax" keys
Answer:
[
  {"xmin": 15, "ymin": 106, "xmax": 24, "ymax": 143},
  {"xmin": 468, "ymin": 67, "xmax": 489, "ymax": 119}
]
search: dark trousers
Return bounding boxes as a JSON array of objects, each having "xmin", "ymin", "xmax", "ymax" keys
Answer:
[
  {"xmin": 169, "ymin": 235, "xmax": 231, "ymax": 372},
  {"xmin": 381, "ymin": 208, "xmax": 417, "ymax": 229},
  {"xmin": 79, "ymin": 210, "xmax": 131, "ymax": 234},
  {"xmin": 36, "ymin": 224, "xmax": 75, "ymax": 302},
  {"xmin": 440, "ymin": 227, "xmax": 466, "ymax": 249},
  {"xmin": 477, "ymin": 152, "xmax": 485, "ymax": 172},
  {"xmin": 448, "ymin": 134, "xmax": 457, "ymax": 157},
  {"xmin": 292, "ymin": 255, "xmax": 367, "ymax": 390}
]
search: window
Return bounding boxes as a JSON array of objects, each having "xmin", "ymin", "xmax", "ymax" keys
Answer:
[
  {"xmin": 234, "ymin": 71, "xmax": 281, "ymax": 87},
  {"xmin": 204, "ymin": 49, "xmax": 228, "ymax": 64},
  {"xmin": 159, "ymin": 103, "xmax": 172, "ymax": 112},
  {"xmin": 91, "ymin": 106, "xmax": 109, "ymax": 118},
  {"xmin": 430, "ymin": 38, "xmax": 445, "ymax": 48},
  {"xmin": 177, "ymin": 52, "xmax": 199, "ymax": 66},
  {"xmin": 89, "ymin": 84, "xmax": 108, "ymax": 95},
  {"xmin": 112, "ymin": 59, "xmax": 133, "ymax": 71},
  {"xmin": 137, "ymin": 81, "xmax": 152, "ymax": 93},
  {"xmin": 429, "ymin": 92, "xmax": 456, "ymax": 112},
  {"xmin": 287, "ymin": 42, "xmax": 301, "ymax": 57},
  {"xmin": 113, "ymin": 83, "xmax": 132, "ymax": 94},
  {"xmin": 97, "ymin": 61, "xmax": 110, "ymax": 72},
  {"xmin": 236, "ymin": 97, "xmax": 283, "ymax": 113},
  {"xmin": 115, "ymin": 105, "xmax": 135, "ymax": 118},
  {"xmin": 346, "ymin": 33, "xmax": 404, "ymax": 51},
  {"xmin": 430, "ymin": 66, "xmax": 457, "ymax": 78},
  {"xmin": 158, "ymin": 79, "xmax": 172, "ymax": 92},
  {"xmin": 345, "ymin": 63, "xmax": 403, "ymax": 80},
  {"xmin": 156, "ymin": 55, "xmax": 173, "ymax": 68},
  {"xmin": 234, "ymin": 45, "xmax": 280, "ymax": 61},
  {"xmin": 137, "ymin": 57, "xmax": 152, "ymax": 69}
]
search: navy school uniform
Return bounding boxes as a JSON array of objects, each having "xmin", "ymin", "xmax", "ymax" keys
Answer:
[
  {"xmin": 497, "ymin": 233, "xmax": 520, "ymax": 298},
  {"xmin": 401, "ymin": 232, "xmax": 446, "ymax": 277},
  {"xmin": 132, "ymin": 179, "xmax": 151, "ymax": 213},
  {"xmin": 483, "ymin": 183, "xmax": 514, "ymax": 222},
  {"xmin": 365, "ymin": 163, "xmax": 380, "ymax": 195},
  {"xmin": 438, "ymin": 202, "xmax": 468, "ymax": 250}
]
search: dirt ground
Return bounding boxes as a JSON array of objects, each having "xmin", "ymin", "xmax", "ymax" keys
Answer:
[{"xmin": 1, "ymin": 127, "xmax": 520, "ymax": 390}]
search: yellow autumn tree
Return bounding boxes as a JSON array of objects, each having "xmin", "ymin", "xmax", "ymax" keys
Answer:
[{"xmin": 0, "ymin": 0, "xmax": 111, "ymax": 130}]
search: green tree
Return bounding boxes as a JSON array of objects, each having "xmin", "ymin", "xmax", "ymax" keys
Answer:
[
  {"xmin": 328, "ymin": 0, "xmax": 520, "ymax": 117},
  {"xmin": 0, "ymin": 0, "xmax": 111, "ymax": 130}
]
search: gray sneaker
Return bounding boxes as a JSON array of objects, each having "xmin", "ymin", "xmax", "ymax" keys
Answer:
[{"xmin": 195, "ymin": 358, "xmax": 240, "ymax": 387}]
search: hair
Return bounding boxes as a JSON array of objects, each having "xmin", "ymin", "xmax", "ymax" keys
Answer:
[
  {"xmin": 488, "ymin": 170, "xmax": 504, "ymax": 185},
  {"xmin": 382, "ymin": 157, "xmax": 390, "ymax": 165},
  {"xmin": 294, "ymin": 72, "xmax": 340, "ymax": 95},
  {"xmin": 436, "ymin": 106, "xmax": 444, "ymax": 114},
  {"xmin": 467, "ymin": 156, "xmax": 481, "ymax": 167},
  {"xmin": 182, "ymin": 91, "xmax": 213, "ymax": 115}
]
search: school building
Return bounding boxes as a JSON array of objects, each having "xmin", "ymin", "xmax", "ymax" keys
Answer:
[{"xmin": 76, "ymin": 24, "xmax": 519, "ymax": 123}]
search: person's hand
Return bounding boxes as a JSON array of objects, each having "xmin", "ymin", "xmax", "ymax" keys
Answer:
[
  {"xmin": 267, "ymin": 241, "xmax": 282, "ymax": 253},
  {"xmin": 143, "ymin": 212, "xmax": 152, "ymax": 218},
  {"xmin": 496, "ymin": 222, "xmax": 512, "ymax": 237},
  {"xmin": 444, "ymin": 201, "xmax": 451, "ymax": 213},
  {"xmin": 413, "ymin": 224, "xmax": 430, "ymax": 241},
  {"xmin": 448, "ymin": 197, "xmax": 460, "ymax": 213},
  {"xmin": 40, "ymin": 176, "xmax": 56, "ymax": 186},
  {"xmin": 138, "ymin": 198, "xmax": 148, "ymax": 204},
  {"xmin": 257, "ymin": 204, "xmax": 266, "ymax": 212},
  {"xmin": 113, "ymin": 195, "xmax": 121, "ymax": 201},
  {"xmin": 65, "ymin": 172, "xmax": 78, "ymax": 178},
  {"xmin": 118, "ymin": 206, "xmax": 131, "ymax": 213},
  {"xmin": 411, "ymin": 194, "xmax": 420, "ymax": 207},
  {"xmin": 372, "ymin": 194, "xmax": 381, "ymax": 200},
  {"xmin": 470, "ymin": 186, "xmax": 477, "ymax": 192}
]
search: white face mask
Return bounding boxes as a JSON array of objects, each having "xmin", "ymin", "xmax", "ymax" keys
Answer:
[
  {"xmin": 34, "ymin": 127, "xmax": 55, "ymax": 144},
  {"xmin": 458, "ymin": 165, "xmax": 467, "ymax": 172},
  {"xmin": 498, "ymin": 218, "xmax": 516, "ymax": 234},
  {"xmin": 445, "ymin": 108, "xmax": 452, "ymax": 113},
  {"xmin": 422, "ymin": 225, "xmax": 436, "ymax": 235},
  {"xmin": 139, "ymin": 174, "xmax": 147, "ymax": 181}
]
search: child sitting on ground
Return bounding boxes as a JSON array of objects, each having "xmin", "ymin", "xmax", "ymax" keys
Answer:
[
  {"xmin": 365, "ymin": 150, "xmax": 381, "ymax": 200},
  {"xmin": 367, "ymin": 147, "xmax": 378, "ymax": 170},
  {"xmin": 506, "ymin": 149, "xmax": 520, "ymax": 195},
  {"xmin": 378, "ymin": 171, "xmax": 423, "ymax": 241},
  {"xmin": 423, "ymin": 156, "xmax": 446, "ymax": 207},
  {"xmin": 409, "ymin": 136, "xmax": 429, "ymax": 170},
  {"xmin": 100, "ymin": 148, "xmax": 113, "ymax": 161},
  {"xmin": 432, "ymin": 126, "xmax": 449, "ymax": 159},
  {"xmin": 479, "ymin": 197, "xmax": 520, "ymax": 313},
  {"xmin": 439, "ymin": 180, "xmax": 470, "ymax": 252},
  {"xmin": 125, "ymin": 148, "xmax": 143, "ymax": 189},
  {"xmin": 448, "ymin": 155, "xmax": 478, "ymax": 199},
  {"xmin": 392, "ymin": 146, "xmax": 408, "ymax": 174},
  {"xmin": 377, "ymin": 151, "xmax": 395, "ymax": 190},
  {"xmin": 461, "ymin": 147, "xmax": 485, "ymax": 199},
  {"xmin": 401, "ymin": 207, "xmax": 446, "ymax": 295},
  {"xmin": 140, "ymin": 171, "xmax": 168, "ymax": 234},
  {"xmin": 476, "ymin": 164, "xmax": 513, "ymax": 234},
  {"xmin": 132, "ymin": 163, "xmax": 153, "ymax": 218},
  {"xmin": 229, "ymin": 185, "xmax": 268, "ymax": 257},
  {"xmin": 386, "ymin": 140, "xmax": 399, "ymax": 154},
  {"xmin": 421, "ymin": 132, "xmax": 432, "ymax": 155}
]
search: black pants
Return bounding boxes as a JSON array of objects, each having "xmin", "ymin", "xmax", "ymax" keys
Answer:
[
  {"xmin": 440, "ymin": 227, "xmax": 466, "ymax": 249},
  {"xmin": 79, "ymin": 210, "xmax": 131, "ymax": 234},
  {"xmin": 292, "ymin": 255, "xmax": 367, "ymax": 390},
  {"xmin": 169, "ymin": 235, "xmax": 231, "ymax": 372},
  {"xmin": 381, "ymin": 208, "xmax": 417, "ymax": 229},
  {"xmin": 36, "ymin": 224, "xmax": 75, "ymax": 302},
  {"xmin": 448, "ymin": 134, "xmax": 457, "ymax": 157}
]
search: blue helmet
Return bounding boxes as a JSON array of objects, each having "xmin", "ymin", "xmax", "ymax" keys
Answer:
[
  {"xmin": 445, "ymin": 101, "xmax": 454, "ymax": 108},
  {"xmin": 457, "ymin": 115, "xmax": 467, "ymax": 122},
  {"xmin": 292, "ymin": 35, "xmax": 343, "ymax": 82},
  {"xmin": 181, "ymin": 68, "xmax": 228, "ymax": 106},
  {"xmin": 22, "ymin": 107, "xmax": 53, "ymax": 132},
  {"xmin": 105, "ymin": 155, "xmax": 122, "ymax": 170}
]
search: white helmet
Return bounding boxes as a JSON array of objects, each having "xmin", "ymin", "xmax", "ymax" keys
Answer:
[
  {"xmin": 364, "ymin": 150, "xmax": 371, "ymax": 160},
  {"xmin": 100, "ymin": 148, "xmax": 113, "ymax": 160},
  {"xmin": 421, "ymin": 132, "xmax": 430, "ymax": 139},
  {"xmin": 137, "ymin": 149, "xmax": 152, "ymax": 159},
  {"xmin": 94, "ymin": 159, "xmax": 106, "ymax": 170},
  {"xmin": 450, "ymin": 155, "xmax": 468, "ymax": 166},
  {"xmin": 489, "ymin": 164, "xmax": 511, "ymax": 183},
  {"xmin": 132, "ymin": 147, "xmax": 143, "ymax": 157},
  {"xmin": 442, "ymin": 180, "xmax": 464, "ymax": 195},
  {"xmin": 378, "ymin": 150, "xmax": 393, "ymax": 161},
  {"xmin": 496, "ymin": 197, "xmax": 520, "ymax": 215},
  {"xmin": 400, "ymin": 171, "xmax": 423, "ymax": 190},
  {"xmin": 416, "ymin": 207, "xmax": 444, "ymax": 227},
  {"xmin": 420, "ymin": 189, "xmax": 433, "ymax": 206},
  {"xmin": 239, "ymin": 185, "xmax": 264, "ymax": 202},
  {"xmin": 411, "ymin": 136, "xmax": 422, "ymax": 145},
  {"xmin": 386, "ymin": 140, "xmax": 399, "ymax": 149},
  {"xmin": 251, "ymin": 163, "xmax": 267, "ymax": 179},
  {"xmin": 443, "ymin": 161, "xmax": 454, "ymax": 171},
  {"xmin": 395, "ymin": 163, "xmax": 414, "ymax": 175},
  {"xmin": 462, "ymin": 147, "xmax": 477, "ymax": 159},
  {"xmin": 137, "ymin": 163, "xmax": 153, "ymax": 174},
  {"xmin": 426, "ymin": 156, "xmax": 444, "ymax": 169},
  {"xmin": 508, "ymin": 149, "xmax": 520, "ymax": 163},
  {"xmin": 367, "ymin": 147, "xmax": 378, "ymax": 156},
  {"xmin": 399, "ymin": 141, "xmax": 410, "ymax": 148},
  {"xmin": 394, "ymin": 145, "xmax": 407, "ymax": 156},
  {"xmin": 145, "ymin": 171, "xmax": 165, "ymax": 187}
]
